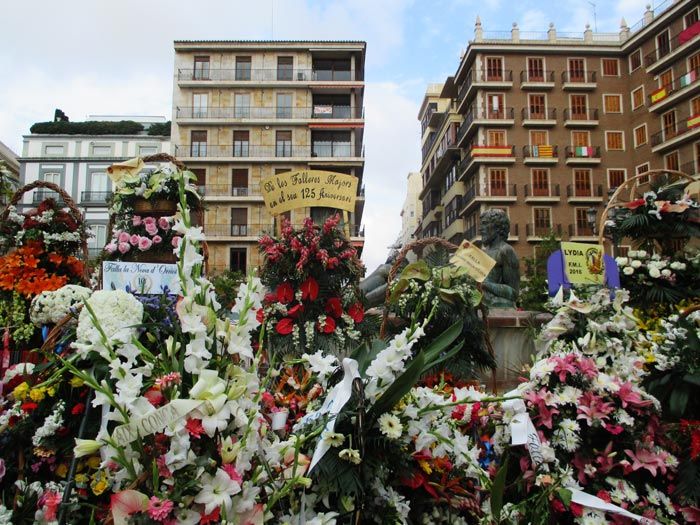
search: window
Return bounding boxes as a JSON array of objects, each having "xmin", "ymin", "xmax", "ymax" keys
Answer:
[
  {"xmin": 92, "ymin": 145, "xmax": 111, "ymax": 156},
  {"xmin": 568, "ymin": 58, "xmax": 585, "ymax": 82},
  {"xmin": 231, "ymin": 208, "xmax": 248, "ymax": 236},
  {"xmin": 486, "ymin": 57, "xmax": 503, "ymax": 81},
  {"xmin": 691, "ymin": 96, "xmax": 700, "ymax": 116},
  {"xmin": 528, "ymin": 94, "xmax": 546, "ymax": 119},
  {"xmin": 608, "ymin": 169, "xmax": 626, "ymax": 188},
  {"xmin": 662, "ymin": 110, "xmax": 677, "ymax": 139},
  {"xmin": 574, "ymin": 169, "xmax": 592, "ymax": 196},
  {"xmin": 276, "ymin": 93, "xmax": 293, "ymax": 118},
  {"xmin": 193, "ymin": 56, "xmax": 210, "ymax": 80},
  {"xmin": 527, "ymin": 57, "xmax": 545, "ymax": 81},
  {"xmin": 532, "ymin": 168, "xmax": 549, "ymax": 196},
  {"xmin": 489, "ymin": 168, "xmax": 507, "ymax": 196},
  {"xmin": 230, "ymin": 247, "xmax": 247, "ymax": 273},
  {"xmin": 636, "ymin": 163, "xmax": 650, "ymax": 184},
  {"xmin": 88, "ymin": 224, "xmax": 107, "ymax": 254},
  {"xmin": 631, "ymin": 86, "xmax": 644, "ymax": 110},
  {"xmin": 487, "ymin": 130, "xmax": 506, "ymax": 146},
  {"xmin": 533, "ymin": 208, "xmax": 552, "ymax": 234},
  {"xmin": 690, "ymin": 52, "xmax": 700, "ymax": 74},
  {"xmin": 572, "ymin": 131, "xmax": 590, "ymax": 147},
  {"xmin": 529, "ymin": 130, "xmax": 548, "ymax": 146},
  {"xmin": 575, "ymin": 208, "xmax": 593, "ymax": 236},
  {"xmin": 190, "ymin": 131, "xmax": 207, "ymax": 157},
  {"xmin": 601, "ymin": 58, "xmax": 619, "ymax": 76},
  {"xmin": 603, "ymin": 94, "xmax": 622, "ymax": 113},
  {"xmin": 570, "ymin": 94, "xmax": 588, "ymax": 119},
  {"xmin": 189, "ymin": 168, "xmax": 205, "ymax": 188},
  {"xmin": 276, "ymin": 131, "xmax": 292, "ymax": 157},
  {"xmin": 660, "ymin": 68, "xmax": 673, "ymax": 89},
  {"xmin": 487, "ymin": 93, "xmax": 505, "ymax": 118},
  {"xmin": 312, "ymin": 130, "xmax": 351, "ymax": 157},
  {"xmin": 277, "ymin": 56, "xmax": 293, "ymax": 81},
  {"xmin": 629, "ymin": 49, "xmax": 642, "ymax": 72},
  {"xmin": 235, "ymin": 56, "xmax": 252, "ymax": 81},
  {"xmin": 606, "ymin": 131, "xmax": 624, "ymax": 151},
  {"xmin": 42, "ymin": 171, "xmax": 61, "ymax": 185},
  {"xmin": 139, "ymin": 145, "xmax": 158, "ymax": 156},
  {"xmin": 234, "ymin": 93, "xmax": 251, "ymax": 118},
  {"xmin": 685, "ymin": 7, "xmax": 699, "ymax": 28},
  {"xmin": 233, "ymin": 131, "xmax": 250, "ymax": 157},
  {"xmin": 193, "ymin": 93, "xmax": 208, "ymax": 118},
  {"xmin": 90, "ymin": 171, "xmax": 109, "ymax": 193},
  {"xmin": 44, "ymin": 145, "xmax": 64, "ymax": 155},
  {"xmin": 665, "ymin": 151, "xmax": 680, "ymax": 171},
  {"xmin": 634, "ymin": 124, "xmax": 648, "ymax": 147},
  {"xmin": 231, "ymin": 169, "xmax": 248, "ymax": 196},
  {"xmin": 656, "ymin": 30, "xmax": 671, "ymax": 59}
]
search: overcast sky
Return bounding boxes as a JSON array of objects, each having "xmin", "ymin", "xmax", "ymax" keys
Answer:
[{"xmin": 0, "ymin": 0, "xmax": 650, "ymax": 271}]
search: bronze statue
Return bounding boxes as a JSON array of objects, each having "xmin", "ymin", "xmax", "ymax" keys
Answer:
[
  {"xmin": 479, "ymin": 209, "xmax": 519, "ymax": 308},
  {"xmin": 359, "ymin": 252, "xmax": 397, "ymax": 308}
]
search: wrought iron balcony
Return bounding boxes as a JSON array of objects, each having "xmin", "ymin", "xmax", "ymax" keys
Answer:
[
  {"xmin": 176, "ymin": 143, "xmax": 363, "ymax": 158},
  {"xmin": 564, "ymin": 146, "xmax": 601, "ymax": 159},
  {"xmin": 566, "ymin": 184, "xmax": 604, "ymax": 198},
  {"xmin": 526, "ymin": 223, "xmax": 562, "ymax": 237},
  {"xmin": 81, "ymin": 191, "xmax": 113, "ymax": 203},
  {"xmin": 32, "ymin": 191, "xmax": 65, "ymax": 205},
  {"xmin": 177, "ymin": 68, "xmax": 358, "ymax": 82},
  {"xmin": 563, "ymin": 108, "xmax": 599, "ymax": 122},
  {"xmin": 203, "ymin": 224, "xmax": 274, "ymax": 237},
  {"xmin": 561, "ymin": 71, "xmax": 597, "ymax": 84},
  {"xmin": 519, "ymin": 70, "xmax": 556, "ymax": 84},
  {"xmin": 524, "ymin": 183, "xmax": 560, "ymax": 197},
  {"xmin": 176, "ymin": 105, "xmax": 363, "ymax": 120}
]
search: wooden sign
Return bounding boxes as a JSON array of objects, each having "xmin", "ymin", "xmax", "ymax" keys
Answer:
[
  {"xmin": 449, "ymin": 241, "xmax": 496, "ymax": 283},
  {"xmin": 261, "ymin": 170, "xmax": 358, "ymax": 214}
]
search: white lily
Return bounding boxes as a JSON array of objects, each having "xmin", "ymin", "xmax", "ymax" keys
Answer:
[{"xmin": 194, "ymin": 468, "xmax": 241, "ymax": 515}]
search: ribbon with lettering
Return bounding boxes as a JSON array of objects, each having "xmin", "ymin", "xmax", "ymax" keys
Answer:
[{"xmin": 111, "ymin": 399, "xmax": 203, "ymax": 447}]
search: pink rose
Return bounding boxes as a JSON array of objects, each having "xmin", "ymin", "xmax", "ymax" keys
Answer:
[
  {"xmin": 130, "ymin": 234, "xmax": 139, "ymax": 246},
  {"xmin": 143, "ymin": 217, "xmax": 156, "ymax": 227},
  {"xmin": 118, "ymin": 242, "xmax": 130, "ymax": 254},
  {"xmin": 138, "ymin": 237, "xmax": 153, "ymax": 251},
  {"xmin": 152, "ymin": 235, "xmax": 162, "ymax": 244},
  {"xmin": 158, "ymin": 217, "xmax": 171, "ymax": 230},
  {"xmin": 171, "ymin": 236, "xmax": 181, "ymax": 248},
  {"xmin": 104, "ymin": 243, "xmax": 117, "ymax": 254},
  {"xmin": 118, "ymin": 231, "xmax": 130, "ymax": 243},
  {"xmin": 145, "ymin": 223, "xmax": 158, "ymax": 236},
  {"xmin": 132, "ymin": 216, "xmax": 143, "ymax": 226}
]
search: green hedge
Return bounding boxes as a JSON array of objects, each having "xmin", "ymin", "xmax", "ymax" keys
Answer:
[
  {"xmin": 30, "ymin": 120, "xmax": 145, "ymax": 135},
  {"xmin": 147, "ymin": 122, "xmax": 171, "ymax": 136}
]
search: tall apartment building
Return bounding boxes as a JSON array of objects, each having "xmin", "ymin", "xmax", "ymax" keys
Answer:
[
  {"xmin": 418, "ymin": 0, "xmax": 700, "ymax": 262},
  {"xmin": 0, "ymin": 141, "xmax": 21, "ymax": 203},
  {"xmin": 171, "ymin": 40, "xmax": 366, "ymax": 275},
  {"xmin": 19, "ymin": 116, "xmax": 170, "ymax": 256},
  {"xmin": 396, "ymin": 171, "xmax": 422, "ymax": 248}
]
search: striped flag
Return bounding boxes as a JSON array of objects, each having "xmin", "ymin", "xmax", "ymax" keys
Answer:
[
  {"xmin": 537, "ymin": 145, "xmax": 553, "ymax": 157},
  {"xmin": 650, "ymin": 87, "xmax": 668, "ymax": 104}
]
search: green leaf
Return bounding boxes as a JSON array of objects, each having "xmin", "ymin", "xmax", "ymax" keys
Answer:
[
  {"xmin": 557, "ymin": 488, "xmax": 572, "ymax": 508},
  {"xmin": 399, "ymin": 261, "xmax": 431, "ymax": 281},
  {"xmin": 421, "ymin": 343, "xmax": 462, "ymax": 375},
  {"xmin": 368, "ymin": 351, "xmax": 426, "ymax": 423},
  {"xmin": 422, "ymin": 320, "xmax": 464, "ymax": 364},
  {"xmin": 490, "ymin": 459, "xmax": 508, "ymax": 522},
  {"xmin": 669, "ymin": 384, "xmax": 690, "ymax": 417},
  {"xmin": 683, "ymin": 373, "xmax": 700, "ymax": 387}
]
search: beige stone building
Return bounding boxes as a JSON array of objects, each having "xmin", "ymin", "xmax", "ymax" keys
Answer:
[
  {"xmin": 171, "ymin": 40, "xmax": 366, "ymax": 274},
  {"xmin": 396, "ymin": 171, "xmax": 422, "ymax": 248},
  {"xmin": 418, "ymin": 0, "xmax": 700, "ymax": 262}
]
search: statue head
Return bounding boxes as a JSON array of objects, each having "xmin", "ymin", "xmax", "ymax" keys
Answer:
[{"xmin": 479, "ymin": 209, "xmax": 510, "ymax": 245}]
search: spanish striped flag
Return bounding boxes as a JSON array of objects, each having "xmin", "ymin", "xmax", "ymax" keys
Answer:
[
  {"xmin": 688, "ymin": 114, "xmax": 700, "ymax": 129},
  {"xmin": 471, "ymin": 146, "xmax": 512, "ymax": 157},
  {"xmin": 650, "ymin": 87, "xmax": 668, "ymax": 104}
]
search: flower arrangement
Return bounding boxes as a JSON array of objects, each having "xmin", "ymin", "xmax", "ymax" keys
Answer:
[
  {"xmin": 29, "ymin": 284, "xmax": 92, "ymax": 326},
  {"xmin": 258, "ymin": 215, "xmax": 372, "ymax": 358},
  {"xmin": 103, "ymin": 214, "xmax": 182, "ymax": 260}
]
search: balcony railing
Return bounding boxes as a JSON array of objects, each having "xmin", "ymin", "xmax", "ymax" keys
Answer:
[
  {"xmin": 563, "ymin": 108, "xmax": 599, "ymax": 121},
  {"xmin": 175, "ymin": 143, "xmax": 363, "ymax": 158},
  {"xmin": 522, "ymin": 145, "xmax": 558, "ymax": 158},
  {"xmin": 33, "ymin": 191, "xmax": 65, "ymax": 204},
  {"xmin": 457, "ymin": 70, "xmax": 513, "ymax": 104},
  {"xmin": 565, "ymin": 146, "xmax": 601, "ymax": 159},
  {"xmin": 521, "ymin": 107, "xmax": 557, "ymax": 121},
  {"xmin": 650, "ymin": 114, "xmax": 700, "ymax": 147},
  {"xmin": 680, "ymin": 160, "xmax": 698, "ymax": 175},
  {"xmin": 469, "ymin": 145, "xmax": 515, "ymax": 158},
  {"xmin": 422, "ymin": 194, "xmax": 442, "ymax": 217},
  {"xmin": 566, "ymin": 184, "xmax": 604, "ymax": 198},
  {"xmin": 485, "ymin": 183, "xmax": 517, "ymax": 197},
  {"xmin": 561, "ymin": 71, "xmax": 597, "ymax": 83},
  {"xmin": 81, "ymin": 191, "xmax": 113, "ymax": 203},
  {"xmin": 648, "ymin": 66, "xmax": 700, "ymax": 106},
  {"xmin": 644, "ymin": 22, "xmax": 700, "ymax": 68},
  {"xmin": 519, "ymin": 70, "xmax": 555, "ymax": 83},
  {"xmin": 526, "ymin": 223, "xmax": 562, "ymax": 237},
  {"xmin": 176, "ymin": 105, "xmax": 363, "ymax": 120},
  {"xmin": 198, "ymin": 184, "xmax": 263, "ymax": 197},
  {"xmin": 204, "ymin": 224, "xmax": 274, "ymax": 237},
  {"xmin": 177, "ymin": 68, "xmax": 358, "ymax": 82},
  {"xmin": 524, "ymin": 183, "xmax": 560, "ymax": 197},
  {"xmin": 569, "ymin": 224, "xmax": 594, "ymax": 237},
  {"xmin": 473, "ymin": 106, "xmax": 515, "ymax": 120}
]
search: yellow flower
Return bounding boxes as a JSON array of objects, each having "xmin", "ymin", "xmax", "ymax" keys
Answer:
[
  {"xmin": 47, "ymin": 386, "xmax": 57, "ymax": 397},
  {"xmin": 69, "ymin": 376, "xmax": 84, "ymax": 388},
  {"xmin": 86, "ymin": 456, "xmax": 101, "ymax": 469},
  {"xmin": 74, "ymin": 473, "xmax": 89, "ymax": 486},
  {"xmin": 29, "ymin": 387, "xmax": 46, "ymax": 402},
  {"xmin": 418, "ymin": 459, "xmax": 432, "ymax": 474},
  {"xmin": 12, "ymin": 382, "xmax": 30, "ymax": 401},
  {"xmin": 90, "ymin": 471, "xmax": 109, "ymax": 496},
  {"xmin": 55, "ymin": 463, "xmax": 69, "ymax": 478}
]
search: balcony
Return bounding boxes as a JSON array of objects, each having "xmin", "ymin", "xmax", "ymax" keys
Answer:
[
  {"xmin": 459, "ymin": 183, "xmax": 517, "ymax": 215},
  {"xmin": 421, "ymin": 220, "xmax": 443, "ymax": 239},
  {"xmin": 650, "ymin": 115, "xmax": 700, "ymax": 153},
  {"xmin": 32, "ymin": 191, "xmax": 65, "ymax": 205},
  {"xmin": 457, "ymin": 70, "xmax": 513, "ymax": 112},
  {"xmin": 81, "ymin": 191, "xmax": 113, "ymax": 205},
  {"xmin": 521, "ymin": 108, "xmax": 557, "ymax": 126},
  {"xmin": 564, "ymin": 146, "xmax": 601, "ymax": 165},
  {"xmin": 563, "ymin": 108, "xmax": 599, "ymax": 127},
  {"xmin": 566, "ymin": 184, "xmax": 604, "ymax": 203},
  {"xmin": 176, "ymin": 105, "xmax": 364, "ymax": 121},
  {"xmin": 568, "ymin": 223, "xmax": 596, "ymax": 240},
  {"xmin": 459, "ymin": 145, "xmax": 516, "ymax": 178},
  {"xmin": 200, "ymin": 184, "xmax": 264, "ymax": 199},
  {"xmin": 462, "ymin": 222, "xmax": 520, "ymax": 243},
  {"xmin": 519, "ymin": 70, "xmax": 556, "ymax": 90},
  {"xmin": 644, "ymin": 22, "xmax": 700, "ymax": 73},
  {"xmin": 524, "ymin": 183, "xmax": 561, "ymax": 203},
  {"xmin": 648, "ymin": 67, "xmax": 700, "ymax": 112},
  {"xmin": 526, "ymin": 223, "xmax": 562, "ymax": 241},
  {"xmin": 522, "ymin": 145, "xmax": 558, "ymax": 164},
  {"xmin": 456, "ymin": 107, "xmax": 515, "ymax": 147},
  {"xmin": 680, "ymin": 160, "xmax": 698, "ymax": 176},
  {"xmin": 175, "ymin": 143, "xmax": 364, "ymax": 160},
  {"xmin": 177, "ymin": 68, "xmax": 360, "ymax": 84},
  {"xmin": 561, "ymin": 71, "xmax": 597, "ymax": 90},
  {"xmin": 204, "ymin": 223, "xmax": 274, "ymax": 240}
]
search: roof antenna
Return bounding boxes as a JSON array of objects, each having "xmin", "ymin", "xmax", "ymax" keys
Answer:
[{"xmin": 588, "ymin": 1, "xmax": 597, "ymax": 32}]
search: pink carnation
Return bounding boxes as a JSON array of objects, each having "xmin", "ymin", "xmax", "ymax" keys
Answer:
[
  {"xmin": 152, "ymin": 235, "xmax": 162, "ymax": 244},
  {"xmin": 132, "ymin": 216, "xmax": 143, "ymax": 226},
  {"xmin": 129, "ymin": 234, "xmax": 140, "ymax": 246},
  {"xmin": 104, "ymin": 243, "xmax": 117, "ymax": 254},
  {"xmin": 158, "ymin": 217, "xmax": 171, "ymax": 230},
  {"xmin": 118, "ymin": 242, "xmax": 130, "ymax": 254},
  {"xmin": 117, "ymin": 231, "xmax": 130, "ymax": 243},
  {"xmin": 138, "ymin": 237, "xmax": 153, "ymax": 251}
]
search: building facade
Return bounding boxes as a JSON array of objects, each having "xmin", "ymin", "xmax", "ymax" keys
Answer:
[
  {"xmin": 0, "ymin": 141, "xmax": 21, "ymax": 204},
  {"xmin": 171, "ymin": 40, "xmax": 366, "ymax": 275},
  {"xmin": 418, "ymin": 0, "xmax": 700, "ymax": 262},
  {"xmin": 19, "ymin": 117, "xmax": 170, "ymax": 257},
  {"xmin": 396, "ymin": 171, "xmax": 422, "ymax": 248}
]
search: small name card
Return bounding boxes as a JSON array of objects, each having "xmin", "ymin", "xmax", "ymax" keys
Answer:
[
  {"xmin": 102, "ymin": 261, "xmax": 180, "ymax": 294},
  {"xmin": 450, "ymin": 241, "xmax": 497, "ymax": 283}
]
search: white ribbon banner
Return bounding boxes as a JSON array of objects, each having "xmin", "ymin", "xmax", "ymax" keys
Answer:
[{"xmin": 111, "ymin": 399, "xmax": 202, "ymax": 446}]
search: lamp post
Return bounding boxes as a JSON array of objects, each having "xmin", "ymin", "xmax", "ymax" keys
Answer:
[{"xmin": 586, "ymin": 206, "xmax": 598, "ymax": 236}]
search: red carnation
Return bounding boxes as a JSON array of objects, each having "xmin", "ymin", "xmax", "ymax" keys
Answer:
[
  {"xmin": 325, "ymin": 297, "xmax": 343, "ymax": 318},
  {"xmin": 300, "ymin": 277, "xmax": 319, "ymax": 301},
  {"xmin": 317, "ymin": 316, "xmax": 336, "ymax": 334},
  {"xmin": 348, "ymin": 303, "xmax": 365, "ymax": 323},
  {"xmin": 276, "ymin": 282, "xmax": 294, "ymax": 304},
  {"xmin": 71, "ymin": 403, "xmax": 85, "ymax": 415},
  {"xmin": 276, "ymin": 317, "xmax": 295, "ymax": 335}
]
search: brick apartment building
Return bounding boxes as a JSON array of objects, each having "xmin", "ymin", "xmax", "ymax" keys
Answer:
[
  {"xmin": 417, "ymin": 0, "xmax": 700, "ymax": 261},
  {"xmin": 171, "ymin": 40, "xmax": 366, "ymax": 275}
]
